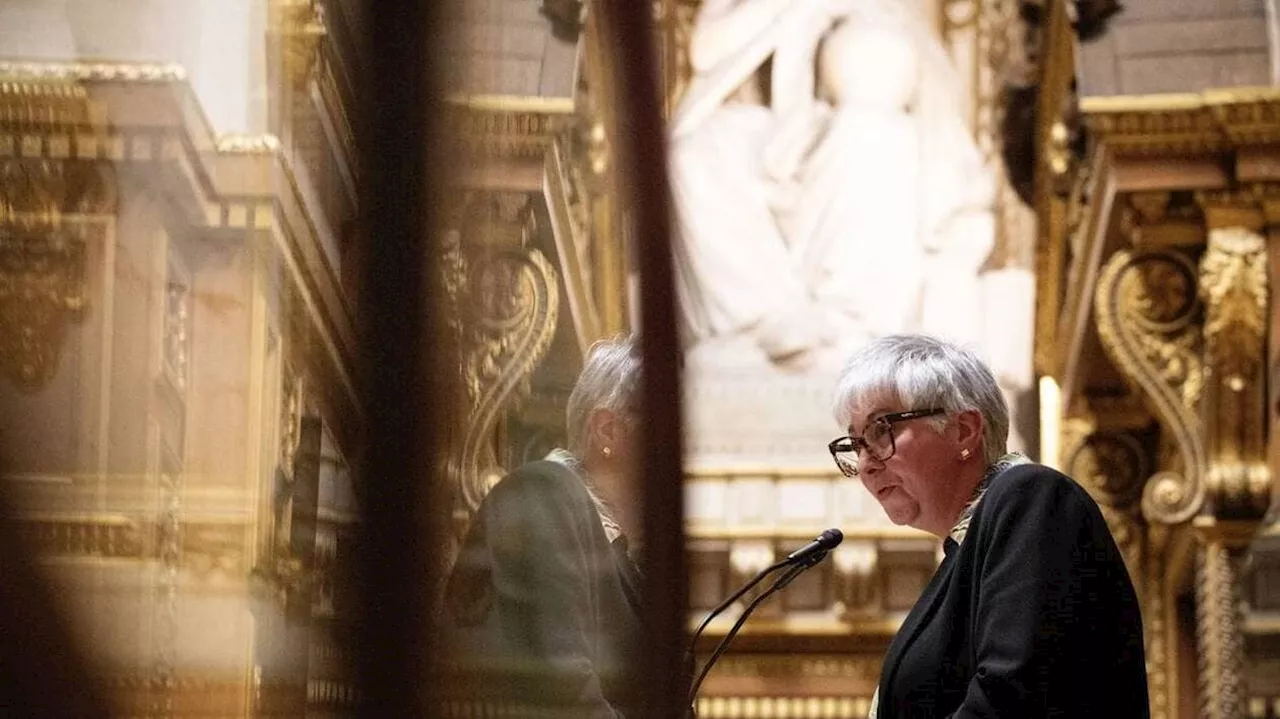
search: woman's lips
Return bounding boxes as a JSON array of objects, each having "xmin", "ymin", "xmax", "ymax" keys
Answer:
[{"xmin": 875, "ymin": 486, "xmax": 895, "ymax": 499}]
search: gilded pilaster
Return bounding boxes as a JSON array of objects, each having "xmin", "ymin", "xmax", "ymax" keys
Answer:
[{"xmin": 1197, "ymin": 220, "xmax": 1271, "ymax": 518}]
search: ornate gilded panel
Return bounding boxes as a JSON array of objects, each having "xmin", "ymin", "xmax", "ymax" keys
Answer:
[
  {"xmin": 0, "ymin": 158, "xmax": 115, "ymax": 389},
  {"xmin": 442, "ymin": 192, "xmax": 561, "ymax": 513},
  {"xmin": 1094, "ymin": 246, "xmax": 1206, "ymax": 526}
]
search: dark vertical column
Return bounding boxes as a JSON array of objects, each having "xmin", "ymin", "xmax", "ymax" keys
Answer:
[
  {"xmin": 352, "ymin": 0, "xmax": 441, "ymax": 716},
  {"xmin": 599, "ymin": 0, "xmax": 688, "ymax": 715}
]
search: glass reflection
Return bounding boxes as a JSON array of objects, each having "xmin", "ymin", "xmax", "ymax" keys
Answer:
[{"xmin": 439, "ymin": 337, "xmax": 642, "ymax": 716}]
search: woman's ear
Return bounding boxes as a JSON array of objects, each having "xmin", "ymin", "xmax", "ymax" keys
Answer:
[
  {"xmin": 953, "ymin": 409, "xmax": 984, "ymax": 458},
  {"xmin": 587, "ymin": 409, "xmax": 623, "ymax": 456}
]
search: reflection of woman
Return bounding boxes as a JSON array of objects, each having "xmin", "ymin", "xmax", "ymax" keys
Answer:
[
  {"xmin": 828, "ymin": 335, "xmax": 1148, "ymax": 717},
  {"xmin": 441, "ymin": 337, "xmax": 643, "ymax": 718}
]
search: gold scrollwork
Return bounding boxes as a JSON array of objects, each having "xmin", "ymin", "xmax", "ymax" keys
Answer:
[
  {"xmin": 1061, "ymin": 418, "xmax": 1148, "ymax": 580},
  {"xmin": 444, "ymin": 195, "xmax": 561, "ymax": 512},
  {"xmin": 1094, "ymin": 248, "xmax": 1206, "ymax": 525}
]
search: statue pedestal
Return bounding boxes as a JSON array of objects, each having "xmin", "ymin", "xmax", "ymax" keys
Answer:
[{"xmin": 682, "ymin": 335, "xmax": 848, "ymax": 473}]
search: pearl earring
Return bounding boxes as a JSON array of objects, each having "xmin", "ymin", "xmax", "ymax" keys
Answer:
[
  {"xmin": 602, "ymin": 446, "xmax": 612, "ymax": 458},
  {"xmin": 960, "ymin": 449, "xmax": 971, "ymax": 460}
]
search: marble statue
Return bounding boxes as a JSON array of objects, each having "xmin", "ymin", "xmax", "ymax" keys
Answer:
[{"xmin": 669, "ymin": 0, "xmax": 996, "ymax": 368}]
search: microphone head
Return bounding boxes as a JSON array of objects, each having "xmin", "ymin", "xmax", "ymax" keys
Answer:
[{"xmin": 818, "ymin": 528, "xmax": 844, "ymax": 550}]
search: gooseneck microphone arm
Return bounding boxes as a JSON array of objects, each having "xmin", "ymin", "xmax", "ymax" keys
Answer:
[
  {"xmin": 685, "ymin": 529, "xmax": 844, "ymax": 715},
  {"xmin": 686, "ymin": 550, "xmax": 832, "ymax": 713}
]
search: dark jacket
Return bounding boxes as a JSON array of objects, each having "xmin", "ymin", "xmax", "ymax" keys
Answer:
[
  {"xmin": 440, "ymin": 460, "xmax": 643, "ymax": 718},
  {"xmin": 876, "ymin": 463, "xmax": 1150, "ymax": 718}
]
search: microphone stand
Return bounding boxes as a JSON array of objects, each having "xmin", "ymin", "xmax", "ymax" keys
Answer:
[
  {"xmin": 684, "ymin": 557, "xmax": 791, "ymax": 674},
  {"xmin": 685, "ymin": 551, "xmax": 829, "ymax": 716}
]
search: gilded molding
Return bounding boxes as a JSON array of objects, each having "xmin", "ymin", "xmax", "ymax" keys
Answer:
[
  {"xmin": 1144, "ymin": 526, "xmax": 1175, "ymax": 719},
  {"xmin": 0, "ymin": 61, "xmax": 187, "ymax": 83},
  {"xmin": 1094, "ymin": 248, "xmax": 1206, "ymax": 525},
  {"xmin": 443, "ymin": 96, "xmax": 576, "ymax": 161},
  {"xmin": 1082, "ymin": 89, "xmax": 1280, "ymax": 156},
  {"xmin": 215, "ymin": 133, "xmax": 281, "ymax": 154},
  {"xmin": 1196, "ymin": 541, "xmax": 1247, "ymax": 719}
]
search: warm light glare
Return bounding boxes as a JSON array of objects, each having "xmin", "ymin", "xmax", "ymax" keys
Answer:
[{"xmin": 1039, "ymin": 376, "xmax": 1061, "ymax": 470}]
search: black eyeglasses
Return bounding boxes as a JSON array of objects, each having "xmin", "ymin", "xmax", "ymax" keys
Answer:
[{"xmin": 828, "ymin": 408, "xmax": 946, "ymax": 477}]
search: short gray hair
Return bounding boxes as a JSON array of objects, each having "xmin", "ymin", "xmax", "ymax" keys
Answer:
[
  {"xmin": 565, "ymin": 335, "xmax": 642, "ymax": 457},
  {"xmin": 832, "ymin": 334, "xmax": 1009, "ymax": 464}
]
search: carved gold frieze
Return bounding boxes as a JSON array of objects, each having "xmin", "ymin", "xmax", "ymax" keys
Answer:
[
  {"xmin": 1082, "ymin": 90, "xmax": 1280, "ymax": 156},
  {"xmin": 1094, "ymin": 247, "xmax": 1206, "ymax": 525},
  {"xmin": 0, "ymin": 61, "xmax": 187, "ymax": 84},
  {"xmin": 443, "ymin": 96, "xmax": 576, "ymax": 161}
]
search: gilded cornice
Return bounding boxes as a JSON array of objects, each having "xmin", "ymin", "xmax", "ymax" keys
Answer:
[
  {"xmin": 215, "ymin": 133, "xmax": 282, "ymax": 154},
  {"xmin": 1082, "ymin": 89, "xmax": 1280, "ymax": 155},
  {"xmin": 0, "ymin": 60, "xmax": 187, "ymax": 84},
  {"xmin": 443, "ymin": 95, "xmax": 576, "ymax": 161}
]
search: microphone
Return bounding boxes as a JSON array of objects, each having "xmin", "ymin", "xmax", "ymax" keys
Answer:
[
  {"xmin": 685, "ymin": 529, "xmax": 844, "ymax": 716},
  {"xmin": 785, "ymin": 528, "xmax": 844, "ymax": 564}
]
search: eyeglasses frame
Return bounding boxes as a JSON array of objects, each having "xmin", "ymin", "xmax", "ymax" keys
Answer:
[{"xmin": 828, "ymin": 408, "xmax": 947, "ymax": 477}]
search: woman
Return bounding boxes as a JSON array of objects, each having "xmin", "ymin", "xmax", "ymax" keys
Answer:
[
  {"xmin": 440, "ymin": 337, "xmax": 643, "ymax": 718},
  {"xmin": 828, "ymin": 335, "xmax": 1148, "ymax": 717}
]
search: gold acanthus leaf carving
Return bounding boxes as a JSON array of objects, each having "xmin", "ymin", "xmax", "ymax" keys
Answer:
[
  {"xmin": 1199, "ymin": 227, "xmax": 1266, "ymax": 389},
  {"xmin": 443, "ymin": 198, "xmax": 561, "ymax": 513},
  {"xmin": 1095, "ymin": 249, "xmax": 1206, "ymax": 525}
]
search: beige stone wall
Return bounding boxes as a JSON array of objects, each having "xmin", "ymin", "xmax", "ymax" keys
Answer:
[
  {"xmin": 1079, "ymin": 0, "xmax": 1275, "ymax": 96},
  {"xmin": 439, "ymin": 0, "xmax": 577, "ymax": 97}
]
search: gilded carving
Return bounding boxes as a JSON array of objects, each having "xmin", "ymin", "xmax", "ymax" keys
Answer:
[
  {"xmin": 0, "ymin": 159, "xmax": 114, "ymax": 389},
  {"xmin": 1196, "ymin": 541, "xmax": 1246, "ymax": 719},
  {"xmin": 444, "ymin": 194, "xmax": 561, "ymax": 512},
  {"xmin": 14, "ymin": 515, "xmax": 145, "ymax": 558},
  {"xmin": 154, "ymin": 462, "xmax": 183, "ymax": 717},
  {"xmin": 271, "ymin": 0, "xmax": 327, "ymax": 90},
  {"xmin": 1036, "ymin": 144, "xmax": 1100, "ymax": 375},
  {"xmin": 1063, "ymin": 424, "xmax": 1148, "ymax": 508},
  {"xmin": 1061, "ymin": 419, "xmax": 1147, "ymax": 580},
  {"xmin": 0, "ymin": 61, "xmax": 187, "ymax": 83},
  {"xmin": 442, "ymin": 98, "xmax": 576, "ymax": 161},
  {"xmin": 215, "ymin": 133, "xmax": 281, "ymax": 155},
  {"xmin": 1094, "ymin": 248, "xmax": 1206, "ymax": 525},
  {"xmin": 1198, "ymin": 227, "xmax": 1271, "ymax": 518},
  {"xmin": 1082, "ymin": 89, "xmax": 1280, "ymax": 156},
  {"xmin": 1144, "ymin": 527, "xmax": 1173, "ymax": 719}
]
